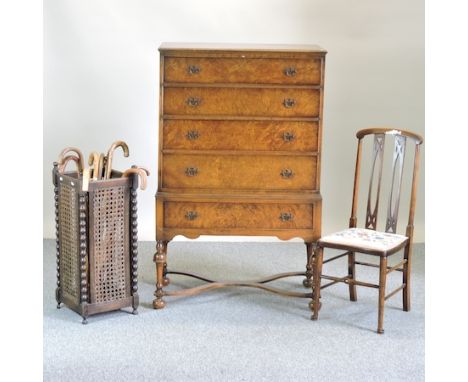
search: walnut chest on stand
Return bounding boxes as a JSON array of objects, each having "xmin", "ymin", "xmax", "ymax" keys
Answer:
[{"xmin": 154, "ymin": 43, "xmax": 327, "ymax": 317}]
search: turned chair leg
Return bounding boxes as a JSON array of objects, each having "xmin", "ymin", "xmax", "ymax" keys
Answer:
[
  {"xmin": 348, "ymin": 251, "xmax": 357, "ymax": 301},
  {"xmin": 153, "ymin": 240, "xmax": 168, "ymax": 309},
  {"xmin": 311, "ymin": 246, "xmax": 324, "ymax": 320},
  {"xmin": 377, "ymin": 256, "xmax": 388, "ymax": 334},
  {"xmin": 403, "ymin": 244, "xmax": 411, "ymax": 312},
  {"xmin": 303, "ymin": 242, "xmax": 313, "ymax": 288}
]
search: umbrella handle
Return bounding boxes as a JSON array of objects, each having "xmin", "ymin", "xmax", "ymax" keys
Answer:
[
  {"xmin": 122, "ymin": 167, "xmax": 149, "ymax": 190},
  {"xmin": 58, "ymin": 155, "xmax": 83, "ymax": 175}
]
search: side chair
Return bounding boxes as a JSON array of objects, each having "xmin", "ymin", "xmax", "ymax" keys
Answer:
[{"xmin": 310, "ymin": 127, "xmax": 423, "ymax": 333}]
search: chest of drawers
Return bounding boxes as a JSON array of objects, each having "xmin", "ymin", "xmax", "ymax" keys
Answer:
[{"xmin": 154, "ymin": 43, "xmax": 327, "ymax": 310}]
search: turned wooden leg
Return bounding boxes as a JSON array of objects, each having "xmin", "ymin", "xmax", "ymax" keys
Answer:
[
  {"xmin": 377, "ymin": 256, "xmax": 388, "ymax": 334},
  {"xmin": 153, "ymin": 240, "xmax": 168, "ymax": 309},
  {"xmin": 311, "ymin": 245, "xmax": 323, "ymax": 320},
  {"xmin": 348, "ymin": 251, "xmax": 357, "ymax": 301},
  {"xmin": 79, "ymin": 191, "xmax": 89, "ymax": 324},
  {"xmin": 53, "ymin": 164, "xmax": 62, "ymax": 309},
  {"xmin": 303, "ymin": 242, "xmax": 313, "ymax": 288},
  {"xmin": 130, "ymin": 184, "xmax": 139, "ymax": 315},
  {"xmin": 163, "ymin": 261, "xmax": 170, "ymax": 287},
  {"xmin": 403, "ymin": 243, "xmax": 412, "ymax": 312}
]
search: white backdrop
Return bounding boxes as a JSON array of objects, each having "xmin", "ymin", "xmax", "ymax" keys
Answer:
[{"xmin": 43, "ymin": 0, "xmax": 424, "ymax": 241}]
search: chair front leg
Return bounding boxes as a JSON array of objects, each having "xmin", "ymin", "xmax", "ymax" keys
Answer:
[
  {"xmin": 377, "ymin": 256, "xmax": 388, "ymax": 334},
  {"xmin": 311, "ymin": 245, "xmax": 323, "ymax": 320},
  {"xmin": 348, "ymin": 251, "xmax": 357, "ymax": 301}
]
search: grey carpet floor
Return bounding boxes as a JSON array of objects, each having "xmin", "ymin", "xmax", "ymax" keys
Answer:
[{"xmin": 43, "ymin": 240, "xmax": 424, "ymax": 382}]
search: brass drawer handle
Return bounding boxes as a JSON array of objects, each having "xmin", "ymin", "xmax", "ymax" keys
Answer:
[
  {"xmin": 279, "ymin": 212, "xmax": 293, "ymax": 222},
  {"xmin": 284, "ymin": 67, "xmax": 297, "ymax": 77},
  {"xmin": 185, "ymin": 211, "xmax": 198, "ymax": 220},
  {"xmin": 186, "ymin": 130, "xmax": 200, "ymax": 140},
  {"xmin": 280, "ymin": 168, "xmax": 294, "ymax": 178},
  {"xmin": 186, "ymin": 97, "xmax": 201, "ymax": 107},
  {"xmin": 283, "ymin": 98, "xmax": 296, "ymax": 108},
  {"xmin": 283, "ymin": 132, "xmax": 296, "ymax": 142},
  {"xmin": 188, "ymin": 65, "xmax": 201, "ymax": 74},
  {"xmin": 185, "ymin": 167, "xmax": 198, "ymax": 177}
]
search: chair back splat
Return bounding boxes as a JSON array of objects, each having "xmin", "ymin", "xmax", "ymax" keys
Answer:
[{"xmin": 351, "ymin": 128, "xmax": 423, "ymax": 237}]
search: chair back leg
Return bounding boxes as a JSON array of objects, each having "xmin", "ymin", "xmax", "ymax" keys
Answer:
[
  {"xmin": 403, "ymin": 243, "xmax": 412, "ymax": 311},
  {"xmin": 378, "ymin": 257, "xmax": 388, "ymax": 334},
  {"xmin": 348, "ymin": 252, "xmax": 357, "ymax": 301}
]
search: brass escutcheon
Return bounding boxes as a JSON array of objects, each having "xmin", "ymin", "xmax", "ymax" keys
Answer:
[
  {"xmin": 283, "ymin": 132, "xmax": 296, "ymax": 142},
  {"xmin": 284, "ymin": 67, "xmax": 297, "ymax": 77},
  {"xmin": 279, "ymin": 212, "xmax": 293, "ymax": 222},
  {"xmin": 185, "ymin": 211, "xmax": 198, "ymax": 220},
  {"xmin": 280, "ymin": 168, "xmax": 294, "ymax": 178},
  {"xmin": 186, "ymin": 97, "xmax": 201, "ymax": 107},
  {"xmin": 283, "ymin": 98, "xmax": 296, "ymax": 108},
  {"xmin": 186, "ymin": 130, "xmax": 200, "ymax": 140},
  {"xmin": 188, "ymin": 65, "xmax": 201, "ymax": 74},
  {"xmin": 185, "ymin": 167, "xmax": 198, "ymax": 177}
]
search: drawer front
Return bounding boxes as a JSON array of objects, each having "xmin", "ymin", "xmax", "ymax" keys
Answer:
[
  {"xmin": 163, "ymin": 120, "xmax": 319, "ymax": 152},
  {"xmin": 164, "ymin": 201, "xmax": 314, "ymax": 229},
  {"xmin": 162, "ymin": 154, "xmax": 317, "ymax": 191},
  {"xmin": 164, "ymin": 57, "xmax": 322, "ymax": 85},
  {"xmin": 163, "ymin": 87, "xmax": 320, "ymax": 117}
]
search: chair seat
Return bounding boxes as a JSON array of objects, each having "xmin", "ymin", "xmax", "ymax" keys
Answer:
[{"xmin": 318, "ymin": 228, "xmax": 408, "ymax": 256}]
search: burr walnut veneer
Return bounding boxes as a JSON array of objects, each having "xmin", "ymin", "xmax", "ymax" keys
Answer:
[{"xmin": 154, "ymin": 43, "xmax": 327, "ymax": 314}]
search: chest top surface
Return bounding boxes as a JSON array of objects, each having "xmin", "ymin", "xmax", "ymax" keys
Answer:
[{"xmin": 159, "ymin": 42, "xmax": 327, "ymax": 58}]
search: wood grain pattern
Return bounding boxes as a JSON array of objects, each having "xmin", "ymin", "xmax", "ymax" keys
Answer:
[
  {"xmin": 163, "ymin": 120, "xmax": 319, "ymax": 152},
  {"xmin": 154, "ymin": 44, "xmax": 327, "ymax": 309},
  {"xmin": 163, "ymin": 87, "xmax": 320, "ymax": 117},
  {"xmin": 164, "ymin": 201, "xmax": 314, "ymax": 229},
  {"xmin": 162, "ymin": 153, "xmax": 317, "ymax": 191},
  {"xmin": 164, "ymin": 57, "xmax": 321, "ymax": 85}
]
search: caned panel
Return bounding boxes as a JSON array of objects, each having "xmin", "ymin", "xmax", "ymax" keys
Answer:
[
  {"xmin": 90, "ymin": 186, "xmax": 129, "ymax": 304},
  {"xmin": 58, "ymin": 182, "xmax": 80, "ymax": 304}
]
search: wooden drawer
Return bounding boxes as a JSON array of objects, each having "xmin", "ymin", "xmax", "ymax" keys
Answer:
[
  {"xmin": 163, "ymin": 87, "xmax": 320, "ymax": 117},
  {"xmin": 162, "ymin": 154, "xmax": 317, "ymax": 191},
  {"xmin": 163, "ymin": 120, "xmax": 319, "ymax": 152},
  {"xmin": 164, "ymin": 201, "xmax": 314, "ymax": 229},
  {"xmin": 164, "ymin": 57, "xmax": 322, "ymax": 85}
]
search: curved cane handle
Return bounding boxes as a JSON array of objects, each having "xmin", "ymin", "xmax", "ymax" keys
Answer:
[
  {"xmin": 58, "ymin": 155, "xmax": 83, "ymax": 174},
  {"xmin": 105, "ymin": 141, "xmax": 130, "ymax": 179},
  {"xmin": 58, "ymin": 147, "xmax": 84, "ymax": 173},
  {"xmin": 122, "ymin": 167, "xmax": 149, "ymax": 190}
]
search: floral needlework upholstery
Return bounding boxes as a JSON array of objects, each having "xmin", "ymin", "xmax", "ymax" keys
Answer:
[{"xmin": 318, "ymin": 228, "xmax": 408, "ymax": 253}]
